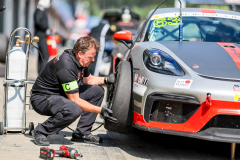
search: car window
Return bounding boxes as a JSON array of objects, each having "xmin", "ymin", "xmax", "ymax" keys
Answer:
[{"xmin": 144, "ymin": 16, "xmax": 240, "ymax": 42}]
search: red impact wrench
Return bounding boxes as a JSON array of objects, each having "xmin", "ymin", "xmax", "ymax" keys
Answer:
[{"xmin": 40, "ymin": 145, "xmax": 83, "ymax": 160}]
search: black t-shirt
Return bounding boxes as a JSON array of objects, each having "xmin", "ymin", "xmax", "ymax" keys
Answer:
[{"xmin": 32, "ymin": 49, "xmax": 90, "ymax": 96}]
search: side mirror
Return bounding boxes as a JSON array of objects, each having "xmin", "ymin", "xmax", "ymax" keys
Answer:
[{"xmin": 113, "ymin": 31, "xmax": 133, "ymax": 49}]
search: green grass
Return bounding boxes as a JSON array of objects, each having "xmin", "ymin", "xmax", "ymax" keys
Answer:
[
  {"xmin": 199, "ymin": 5, "xmax": 230, "ymax": 11},
  {"xmin": 132, "ymin": 4, "xmax": 173, "ymax": 20}
]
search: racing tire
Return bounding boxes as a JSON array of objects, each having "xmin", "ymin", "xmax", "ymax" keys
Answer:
[
  {"xmin": 104, "ymin": 61, "xmax": 133, "ymax": 134},
  {"xmin": 0, "ymin": 122, "xmax": 3, "ymax": 135},
  {"xmin": 29, "ymin": 122, "xmax": 34, "ymax": 136},
  {"xmin": 105, "ymin": 55, "xmax": 114, "ymax": 103}
]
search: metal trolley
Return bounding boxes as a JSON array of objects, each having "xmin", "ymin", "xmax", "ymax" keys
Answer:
[{"xmin": 0, "ymin": 27, "xmax": 38, "ymax": 135}]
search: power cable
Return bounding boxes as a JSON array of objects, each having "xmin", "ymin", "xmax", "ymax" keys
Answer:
[
  {"xmin": 32, "ymin": 44, "xmax": 46, "ymax": 67},
  {"xmin": 67, "ymin": 122, "xmax": 104, "ymax": 133}
]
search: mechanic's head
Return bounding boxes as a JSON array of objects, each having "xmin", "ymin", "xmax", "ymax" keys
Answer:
[
  {"xmin": 73, "ymin": 36, "xmax": 100, "ymax": 67},
  {"xmin": 38, "ymin": 0, "xmax": 52, "ymax": 8}
]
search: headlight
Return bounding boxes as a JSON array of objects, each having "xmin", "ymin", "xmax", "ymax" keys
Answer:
[{"xmin": 143, "ymin": 49, "xmax": 184, "ymax": 76}]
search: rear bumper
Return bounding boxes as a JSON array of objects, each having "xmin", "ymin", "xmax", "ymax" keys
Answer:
[{"xmin": 133, "ymin": 122, "xmax": 240, "ymax": 143}]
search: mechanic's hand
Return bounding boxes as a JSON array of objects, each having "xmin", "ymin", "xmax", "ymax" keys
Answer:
[
  {"xmin": 100, "ymin": 106, "xmax": 118, "ymax": 123},
  {"xmin": 104, "ymin": 72, "xmax": 116, "ymax": 84}
]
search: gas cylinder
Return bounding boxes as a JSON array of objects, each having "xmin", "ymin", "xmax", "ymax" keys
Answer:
[
  {"xmin": 8, "ymin": 45, "xmax": 26, "ymax": 80},
  {"xmin": 6, "ymin": 36, "xmax": 26, "ymax": 130}
]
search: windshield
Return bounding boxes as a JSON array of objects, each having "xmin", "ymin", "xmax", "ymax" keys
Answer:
[{"xmin": 144, "ymin": 16, "xmax": 240, "ymax": 42}]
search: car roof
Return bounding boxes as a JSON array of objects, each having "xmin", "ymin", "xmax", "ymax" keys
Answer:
[{"xmin": 151, "ymin": 8, "xmax": 240, "ymax": 16}]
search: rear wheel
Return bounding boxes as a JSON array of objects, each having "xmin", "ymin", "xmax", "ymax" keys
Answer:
[{"xmin": 104, "ymin": 61, "xmax": 133, "ymax": 134}]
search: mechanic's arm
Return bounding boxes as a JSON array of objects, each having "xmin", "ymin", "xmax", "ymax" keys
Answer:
[
  {"xmin": 65, "ymin": 92, "xmax": 117, "ymax": 123},
  {"xmin": 82, "ymin": 73, "xmax": 116, "ymax": 86},
  {"xmin": 82, "ymin": 74, "xmax": 104, "ymax": 85},
  {"xmin": 65, "ymin": 92, "xmax": 101, "ymax": 113}
]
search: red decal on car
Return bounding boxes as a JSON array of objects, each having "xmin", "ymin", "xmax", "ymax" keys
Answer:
[
  {"xmin": 217, "ymin": 43, "xmax": 240, "ymax": 70},
  {"xmin": 193, "ymin": 64, "xmax": 199, "ymax": 68},
  {"xmin": 199, "ymin": 8, "xmax": 216, "ymax": 13},
  {"xmin": 113, "ymin": 56, "xmax": 118, "ymax": 72},
  {"xmin": 185, "ymin": 80, "xmax": 191, "ymax": 84},
  {"xmin": 136, "ymin": 77, "xmax": 139, "ymax": 82}
]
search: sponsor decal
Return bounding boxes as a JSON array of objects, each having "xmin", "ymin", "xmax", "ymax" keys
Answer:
[
  {"xmin": 133, "ymin": 82, "xmax": 147, "ymax": 96},
  {"xmin": 174, "ymin": 79, "xmax": 193, "ymax": 89},
  {"xmin": 193, "ymin": 64, "xmax": 199, "ymax": 68},
  {"xmin": 217, "ymin": 43, "xmax": 240, "ymax": 70},
  {"xmin": 134, "ymin": 73, "xmax": 149, "ymax": 86},
  {"xmin": 233, "ymin": 84, "xmax": 240, "ymax": 102},
  {"xmin": 234, "ymin": 93, "xmax": 240, "ymax": 102}
]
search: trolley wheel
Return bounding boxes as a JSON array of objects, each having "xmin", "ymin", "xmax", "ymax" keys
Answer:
[
  {"xmin": 29, "ymin": 122, "xmax": 34, "ymax": 136},
  {"xmin": 22, "ymin": 130, "xmax": 26, "ymax": 134},
  {"xmin": 0, "ymin": 122, "xmax": 4, "ymax": 135}
]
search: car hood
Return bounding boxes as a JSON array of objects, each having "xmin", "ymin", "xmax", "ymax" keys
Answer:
[{"xmin": 155, "ymin": 41, "xmax": 240, "ymax": 80}]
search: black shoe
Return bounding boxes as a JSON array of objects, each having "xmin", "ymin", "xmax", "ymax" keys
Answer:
[
  {"xmin": 71, "ymin": 133, "xmax": 103, "ymax": 144},
  {"xmin": 34, "ymin": 134, "xmax": 50, "ymax": 146},
  {"xmin": 31, "ymin": 130, "xmax": 35, "ymax": 137}
]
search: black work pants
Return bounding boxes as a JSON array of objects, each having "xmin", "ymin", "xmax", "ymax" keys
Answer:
[{"xmin": 30, "ymin": 85, "xmax": 104, "ymax": 136}]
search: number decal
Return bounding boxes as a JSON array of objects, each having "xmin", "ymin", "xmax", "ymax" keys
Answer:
[
  {"xmin": 168, "ymin": 17, "xmax": 180, "ymax": 25},
  {"xmin": 153, "ymin": 18, "xmax": 167, "ymax": 27},
  {"xmin": 153, "ymin": 17, "xmax": 180, "ymax": 27}
]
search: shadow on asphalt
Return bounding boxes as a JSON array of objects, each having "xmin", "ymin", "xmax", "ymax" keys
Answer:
[
  {"xmin": 24, "ymin": 131, "xmax": 75, "ymax": 145},
  {"xmin": 18, "ymin": 126, "xmax": 240, "ymax": 159},
  {"xmin": 97, "ymin": 128, "xmax": 238, "ymax": 160}
]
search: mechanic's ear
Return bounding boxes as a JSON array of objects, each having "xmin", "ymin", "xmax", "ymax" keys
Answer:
[{"xmin": 77, "ymin": 51, "xmax": 83, "ymax": 58}]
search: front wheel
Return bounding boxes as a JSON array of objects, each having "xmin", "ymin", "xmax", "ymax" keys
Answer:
[{"xmin": 104, "ymin": 61, "xmax": 133, "ymax": 134}]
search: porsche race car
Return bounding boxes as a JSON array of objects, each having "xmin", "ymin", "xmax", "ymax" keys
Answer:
[{"xmin": 104, "ymin": 8, "xmax": 240, "ymax": 143}]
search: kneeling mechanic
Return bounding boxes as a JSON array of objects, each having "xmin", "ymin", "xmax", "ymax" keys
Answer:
[{"xmin": 30, "ymin": 36, "xmax": 117, "ymax": 146}]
